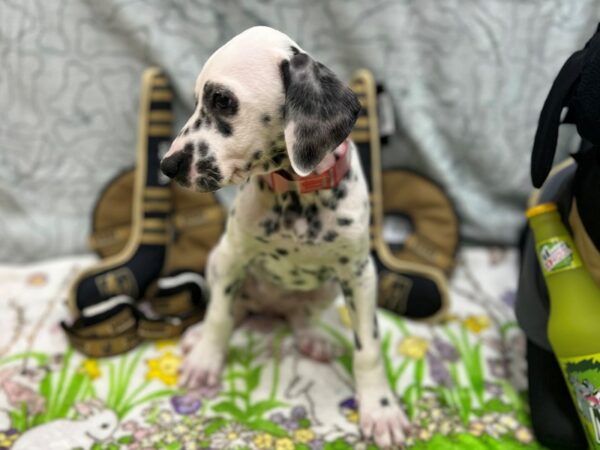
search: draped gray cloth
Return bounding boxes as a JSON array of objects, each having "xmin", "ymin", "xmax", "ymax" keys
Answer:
[{"xmin": 0, "ymin": 0, "xmax": 598, "ymax": 262}]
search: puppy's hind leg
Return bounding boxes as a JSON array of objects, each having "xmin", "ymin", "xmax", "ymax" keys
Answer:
[{"xmin": 288, "ymin": 285, "xmax": 342, "ymax": 363}]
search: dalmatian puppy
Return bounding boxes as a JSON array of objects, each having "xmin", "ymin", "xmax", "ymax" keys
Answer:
[{"xmin": 160, "ymin": 26, "xmax": 410, "ymax": 447}]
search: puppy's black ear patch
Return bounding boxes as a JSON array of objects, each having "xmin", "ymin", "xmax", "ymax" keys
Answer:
[{"xmin": 281, "ymin": 52, "xmax": 360, "ymax": 176}]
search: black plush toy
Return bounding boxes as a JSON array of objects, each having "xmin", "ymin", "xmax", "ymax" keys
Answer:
[{"xmin": 516, "ymin": 24, "xmax": 600, "ymax": 449}]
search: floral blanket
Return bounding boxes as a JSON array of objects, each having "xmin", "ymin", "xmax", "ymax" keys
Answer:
[{"xmin": 0, "ymin": 248, "xmax": 546, "ymax": 450}]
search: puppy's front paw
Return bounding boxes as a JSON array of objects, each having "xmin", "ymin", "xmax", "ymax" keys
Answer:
[
  {"xmin": 179, "ymin": 340, "xmax": 226, "ymax": 390},
  {"xmin": 180, "ymin": 323, "xmax": 203, "ymax": 354},
  {"xmin": 359, "ymin": 391, "xmax": 411, "ymax": 449}
]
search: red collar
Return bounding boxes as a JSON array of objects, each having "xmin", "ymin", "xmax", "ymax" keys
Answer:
[{"xmin": 262, "ymin": 140, "xmax": 350, "ymax": 194}]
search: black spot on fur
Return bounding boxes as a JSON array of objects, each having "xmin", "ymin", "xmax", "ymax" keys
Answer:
[
  {"xmin": 337, "ymin": 217, "xmax": 353, "ymax": 226},
  {"xmin": 245, "ymin": 160, "xmax": 253, "ymax": 171},
  {"xmin": 283, "ymin": 210, "xmax": 298, "ymax": 230},
  {"xmin": 273, "ymin": 204, "xmax": 283, "ymax": 215},
  {"xmin": 257, "ymin": 178, "xmax": 266, "ymax": 191},
  {"xmin": 354, "ymin": 332, "xmax": 362, "ymax": 350},
  {"xmin": 333, "ymin": 184, "xmax": 347, "ymax": 200},
  {"xmin": 203, "ymin": 82, "xmax": 239, "ymax": 117},
  {"xmin": 260, "ymin": 218, "xmax": 280, "ymax": 236},
  {"xmin": 380, "ymin": 397, "xmax": 389, "ymax": 407},
  {"xmin": 263, "ymin": 162, "xmax": 270, "ymax": 172},
  {"xmin": 319, "ymin": 191, "xmax": 340, "ymax": 211},
  {"xmin": 275, "ymin": 248, "xmax": 288, "ymax": 256},
  {"xmin": 355, "ymin": 259, "xmax": 369, "ymax": 276},
  {"xmin": 316, "ymin": 267, "xmax": 331, "ymax": 283},
  {"xmin": 197, "ymin": 141, "xmax": 209, "ymax": 157},
  {"xmin": 340, "ymin": 280, "xmax": 353, "ymax": 299},
  {"xmin": 271, "ymin": 150, "xmax": 287, "ymax": 166},
  {"xmin": 374, "ymin": 315, "xmax": 379, "ymax": 339},
  {"xmin": 282, "ymin": 192, "xmax": 304, "ymax": 229},
  {"xmin": 253, "ymin": 150, "xmax": 262, "ymax": 160},
  {"xmin": 323, "ymin": 230, "xmax": 338, "ymax": 242},
  {"xmin": 287, "ymin": 192, "xmax": 303, "ymax": 214},
  {"xmin": 224, "ymin": 280, "xmax": 239, "ymax": 295},
  {"xmin": 339, "ymin": 256, "xmax": 349, "ymax": 264},
  {"xmin": 304, "ymin": 204, "xmax": 318, "ymax": 220},
  {"xmin": 261, "ymin": 113, "xmax": 271, "ymax": 125},
  {"xmin": 193, "ymin": 117, "xmax": 203, "ymax": 130},
  {"xmin": 290, "ymin": 46, "xmax": 300, "ymax": 55},
  {"xmin": 348, "ymin": 298, "xmax": 356, "ymax": 310},
  {"xmin": 195, "ymin": 155, "xmax": 223, "ymax": 191},
  {"xmin": 216, "ymin": 118, "xmax": 233, "ymax": 137},
  {"xmin": 307, "ymin": 219, "xmax": 322, "ymax": 239}
]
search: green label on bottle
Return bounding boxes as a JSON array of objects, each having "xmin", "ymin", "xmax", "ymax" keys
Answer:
[
  {"xmin": 560, "ymin": 353, "xmax": 600, "ymax": 448},
  {"xmin": 537, "ymin": 236, "xmax": 581, "ymax": 275}
]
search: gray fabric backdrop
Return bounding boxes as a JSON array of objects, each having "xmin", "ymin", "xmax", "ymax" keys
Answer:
[{"xmin": 0, "ymin": 0, "xmax": 598, "ymax": 263}]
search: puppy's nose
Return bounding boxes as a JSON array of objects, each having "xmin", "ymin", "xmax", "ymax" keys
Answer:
[{"xmin": 160, "ymin": 151, "xmax": 184, "ymax": 179}]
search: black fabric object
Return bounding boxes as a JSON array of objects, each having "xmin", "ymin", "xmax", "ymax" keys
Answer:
[
  {"xmin": 573, "ymin": 146, "xmax": 600, "ymax": 250},
  {"xmin": 75, "ymin": 122, "xmax": 168, "ymax": 310},
  {"xmin": 372, "ymin": 258, "xmax": 443, "ymax": 320},
  {"xmin": 522, "ymin": 24, "xmax": 600, "ymax": 449},
  {"xmin": 531, "ymin": 24, "xmax": 600, "ymax": 188},
  {"xmin": 527, "ymin": 338, "xmax": 588, "ymax": 450},
  {"xmin": 572, "ymin": 26, "xmax": 600, "ymax": 146},
  {"xmin": 531, "ymin": 48, "xmax": 585, "ymax": 188}
]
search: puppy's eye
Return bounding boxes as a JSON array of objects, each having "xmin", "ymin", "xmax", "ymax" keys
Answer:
[{"xmin": 213, "ymin": 92, "xmax": 232, "ymax": 111}]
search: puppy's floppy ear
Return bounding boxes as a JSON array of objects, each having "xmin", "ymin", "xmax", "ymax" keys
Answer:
[
  {"xmin": 280, "ymin": 49, "xmax": 361, "ymax": 176},
  {"xmin": 531, "ymin": 49, "xmax": 585, "ymax": 188}
]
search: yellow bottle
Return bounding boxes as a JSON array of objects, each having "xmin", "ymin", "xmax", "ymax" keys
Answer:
[{"xmin": 527, "ymin": 202, "xmax": 600, "ymax": 448}]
